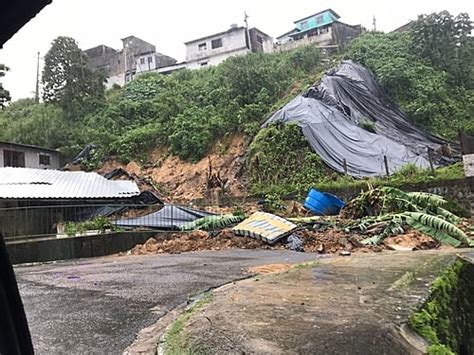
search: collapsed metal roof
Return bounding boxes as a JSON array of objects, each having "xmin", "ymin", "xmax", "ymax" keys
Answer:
[
  {"xmin": 0, "ymin": 0, "xmax": 52, "ymax": 48},
  {"xmin": 0, "ymin": 168, "xmax": 140, "ymax": 199}
]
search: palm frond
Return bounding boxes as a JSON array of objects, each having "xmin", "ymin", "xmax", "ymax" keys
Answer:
[
  {"xmin": 435, "ymin": 207, "xmax": 461, "ymax": 224},
  {"xmin": 180, "ymin": 214, "xmax": 246, "ymax": 231},
  {"xmin": 287, "ymin": 216, "xmax": 321, "ymax": 224},
  {"xmin": 402, "ymin": 212, "xmax": 472, "ymax": 247},
  {"xmin": 406, "ymin": 192, "xmax": 447, "ymax": 208}
]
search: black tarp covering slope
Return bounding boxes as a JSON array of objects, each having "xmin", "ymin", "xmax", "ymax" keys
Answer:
[
  {"xmin": 114, "ymin": 205, "xmax": 214, "ymax": 230},
  {"xmin": 265, "ymin": 60, "xmax": 451, "ymax": 177}
]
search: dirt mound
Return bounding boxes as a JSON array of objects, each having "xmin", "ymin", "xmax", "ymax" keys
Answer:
[
  {"xmin": 148, "ymin": 135, "xmax": 247, "ymax": 201},
  {"xmin": 295, "ymin": 229, "xmax": 381, "ymax": 254},
  {"xmin": 125, "ymin": 226, "xmax": 444, "ymax": 256},
  {"xmin": 99, "ymin": 135, "xmax": 248, "ymax": 202},
  {"xmin": 383, "ymin": 232, "xmax": 440, "ymax": 251},
  {"xmin": 127, "ymin": 229, "xmax": 284, "ymax": 255}
]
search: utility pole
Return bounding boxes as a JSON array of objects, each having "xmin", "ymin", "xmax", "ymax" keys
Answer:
[
  {"xmin": 244, "ymin": 11, "xmax": 252, "ymax": 51},
  {"xmin": 34, "ymin": 51, "xmax": 40, "ymax": 103},
  {"xmin": 372, "ymin": 15, "xmax": 377, "ymax": 32}
]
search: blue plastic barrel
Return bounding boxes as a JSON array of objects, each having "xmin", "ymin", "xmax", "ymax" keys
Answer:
[{"xmin": 304, "ymin": 188, "xmax": 345, "ymax": 216}]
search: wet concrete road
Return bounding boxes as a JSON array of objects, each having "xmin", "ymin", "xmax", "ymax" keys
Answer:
[{"xmin": 15, "ymin": 250, "xmax": 316, "ymax": 354}]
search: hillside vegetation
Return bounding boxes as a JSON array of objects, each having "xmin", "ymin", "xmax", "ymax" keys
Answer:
[
  {"xmin": 0, "ymin": 11, "xmax": 471, "ymax": 198},
  {"xmin": 0, "ymin": 45, "xmax": 324, "ymax": 163}
]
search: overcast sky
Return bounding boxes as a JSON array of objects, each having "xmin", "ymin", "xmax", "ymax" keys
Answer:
[{"xmin": 0, "ymin": 0, "xmax": 472, "ymax": 100}]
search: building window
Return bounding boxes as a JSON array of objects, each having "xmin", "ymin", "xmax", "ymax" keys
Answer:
[
  {"xmin": 3, "ymin": 150, "xmax": 25, "ymax": 167},
  {"xmin": 148, "ymin": 56, "xmax": 153, "ymax": 63},
  {"xmin": 140, "ymin": 57, "xmax": 145, "ymax": 64},
  {"xmin": 315, "ymin": 15, "xmax": 324, "ymax": 25},
  {"xmin": 200, "ymin": 61, "xmax": 208, "ymax": 67},
  {"xmin": 211, "ymin": 38, "xmax": 223, "ymax": 49},
  {"xmin": 198, "ymin": 42, "xmax": 207, "ymax": 51},
  {"xmin": 300, "ymin": 20, "xmax": 308, "ymax": 30},
  {"xmin": 257, "ymin": 35, "xmax": 263, "ymax": 44},
  {"xmin": 39, "ymin": 154, "xmax": 51, "ymax": 166}
]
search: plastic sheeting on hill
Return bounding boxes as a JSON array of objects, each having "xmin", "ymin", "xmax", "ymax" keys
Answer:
[
  {"xmin": 265, "ymin": 60, "xmax": 453, "ymax": 177},
  {"xmin": 114, "ymin": 205, "xmax": 214, "ymax": 230}
]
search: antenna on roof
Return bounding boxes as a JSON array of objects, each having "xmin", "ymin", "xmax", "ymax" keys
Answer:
[
  {"xmin": 244, "ymin": 11, "xmax": 249, "ymax": 28},
  {"xmin": 244, "ymin": 11, "xmax": 252, "ymax": 51},
  {"xmin": 35, "ymin": 51, "xmax": 40, "ymax": 103}
]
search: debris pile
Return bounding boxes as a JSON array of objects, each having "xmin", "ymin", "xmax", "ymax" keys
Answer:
[
  {"xmin": 126, "ymin": 230, "xmax": 283, "ymax": 255},
  {"xmin": 294, "ymin": 229, "xmax": 378, "ymax": 254},
  {"xmin": 123, "ymin": 187, "xmax": 472, "ymax": 256},
  {"xmin": 340, "ymin": 187, "xmax": 473, "ymax": 248}
]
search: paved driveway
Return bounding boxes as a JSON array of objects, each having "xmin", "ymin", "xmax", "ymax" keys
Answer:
[{"xmin": 15, "ymin": 250, "xmax": 316, "ymax": 354}]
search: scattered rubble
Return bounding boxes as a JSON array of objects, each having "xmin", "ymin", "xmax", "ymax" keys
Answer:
[
  {"xmin": 125, "ymin": 230, "xmax": 284, "ymax": 256},
  {"xmin": 383, "ymin": 232, "xmax": 440, "ymax": 251},
  {"xmin": 294, "ymin": 229, "xmax": 383, "ymax": 254},
  {"xmin": 106, "ymin": 181, "xmax": 471, "ymax": 256}
]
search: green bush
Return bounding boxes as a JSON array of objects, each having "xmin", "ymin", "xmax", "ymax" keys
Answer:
[
  {"xmin": 64, "ymin": 216, "xmax": 120, "ymax": 236},
  {"xmin": 346, "ymin": 29, "xmax": 473, "ymax": 139},
  {"xmin": 248, "ymin": 123, "xmax": 329, "ymax": 196}
]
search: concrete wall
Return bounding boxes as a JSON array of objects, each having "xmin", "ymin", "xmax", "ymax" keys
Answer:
[
  {"xmin": 136, "ymin": 53, "xmax": 177, "ymax": 73},
  {"xmin": 463, "ymin": 154, "xmax": 474, "ymax": 178},
  {"xmin": 426, "ymin": 178, "xmax": 474, "ymax": 216},
  {"xmin": 0, "ymin": 144, "xmax": 60, "ymax": 169},
  {"xmin": 122, "ymin": 36, "xmax": 156, "ymax": 74},
  {"xmin": 274, "ymin": 29, "xmax": 333, "ymax": 52},
  {"xmin": 186, "ymin": 48, "xmax": 250, "ymax": 69},
  {"xmin": 185, "ymin": 27, "xmax": 248, "ymax": 63},
  {"xmin": 249, "ymin": 28, "xmax": 273, "ymax": 54},
  {"xmin": 331, "ymin": 22, "xmax": 362, "ymax": 49},
  {"xmin": 87, "ymin": 36, "xmax": 176, "ymax": 88},
  {"xmin": 325, "ymin": 178, "xmax": 474, "ymax": 217},
  {"xmin": 85, "ymin": 45, "xmax": 124, "ymax": 79},
  {"xmin": 6, "ymin": 231, "xmax": 161, "ymax": 264}
]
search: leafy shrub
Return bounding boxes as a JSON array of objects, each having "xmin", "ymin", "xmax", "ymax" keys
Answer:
[
  {"xmin": 248, "ymin": 123, "xmax": 329, "ymax": 196},
  {"xmin": 64, "ymin": 216, "xmax": 120, "ymax": 236},
  {"xmin": 110, "ymin": 123, "xmax": 162, "ymax": 163},
  {"xmin": 346, "ymin": 29, "xmax": 473, "ymax": 139}
]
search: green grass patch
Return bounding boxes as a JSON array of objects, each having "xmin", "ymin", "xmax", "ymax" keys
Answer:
[
  {"xmin": 389, "ymin": 271, "xmax": 416, "ymax": 290},
  {"xmin": 294, "ymin": 260, "xmax": 320, "ymax": 269},
  {"xmin": 252, "ymin": 162, "xmax": 464, "ymax": 198},
  {"xmin": 165, "ymin": 292, "xmax": 213, "ymax": 355}
]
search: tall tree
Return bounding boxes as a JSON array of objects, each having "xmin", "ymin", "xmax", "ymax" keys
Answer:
[
  {"xmin": 0, "ymin": 64, "xmax": 11, "ymax": 108},
  {"xmin": 42, "ymin": 36, "xmax": 106, "ymax": 119},
  {"xmin": 411, "ymin": 11, "xmax": 473, "ymax": 88}
]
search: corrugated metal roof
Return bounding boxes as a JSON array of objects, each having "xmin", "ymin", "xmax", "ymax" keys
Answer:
[
  {"xmin": 0, "ymin": 140, "xmax": 60, "ymax": 154},
  {"xmin": 0, "ymin": 168, "xmax": 140, "ymax": 199}
]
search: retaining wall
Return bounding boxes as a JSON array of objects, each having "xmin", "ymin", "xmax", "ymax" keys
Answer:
[
  {"xmin": 6, "ymin": 231, "xmax": 163, "ymax": 265},
  {"xmin": 324, "ymin": 178, "xmax": 474, "ymax": 216}
]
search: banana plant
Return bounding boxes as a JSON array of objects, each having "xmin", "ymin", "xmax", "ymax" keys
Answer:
[{"xmin": 180, "ymin": 213, "xmax": 246, "ymax": 231}]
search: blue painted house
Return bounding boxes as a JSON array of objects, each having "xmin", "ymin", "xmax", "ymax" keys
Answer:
[
  {"xmin": 276, "ymin": 9, "xmax": 362, "ymax": 49},
  {"xmin": 294, "ymin": 9, "xmax": 340, "ymax": 32}
]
